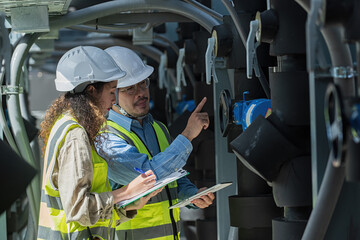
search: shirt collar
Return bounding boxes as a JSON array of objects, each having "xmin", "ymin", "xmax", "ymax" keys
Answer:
[{"xmin": 107, "ymin": 109, "xmax": 154, "ymax": 132}]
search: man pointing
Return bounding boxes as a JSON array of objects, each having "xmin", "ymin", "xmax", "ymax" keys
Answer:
[{"xmin": 96, "ymin": 46, "xmax": 214, "ymax": 240}]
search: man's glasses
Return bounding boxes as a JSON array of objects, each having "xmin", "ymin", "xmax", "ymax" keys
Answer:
[{"xmin": 119, "ymin": 78, "xmax": 150, "ymax": 95}]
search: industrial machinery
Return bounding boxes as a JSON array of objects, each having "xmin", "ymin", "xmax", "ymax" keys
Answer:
[{"xmin": 1, "ymin": 0, "xmax": 360, "ymax": 239}]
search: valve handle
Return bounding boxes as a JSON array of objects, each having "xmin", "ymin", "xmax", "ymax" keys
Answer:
[
  {"xmin": 176, "ymin": 48, "xmax": 186, "ymax": 92},
  {"xmin": 159, "ymin": 53, "xmax": 167, "ymax": 90},
  {"xmin": 246, "ymin": 20, "xmax": 261, "ymax": 79},
  {"xmin": 205, "ymin": 37, "xmax": 216, "ymax": 85}
]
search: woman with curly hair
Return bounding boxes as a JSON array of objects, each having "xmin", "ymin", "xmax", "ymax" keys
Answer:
[{"xmin": 37, "ymin": 46, "xmax": 158, "ymax": 240}]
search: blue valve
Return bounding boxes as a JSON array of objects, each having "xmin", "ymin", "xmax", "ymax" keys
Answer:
[
  {"xmin": 232, "ymin": 91, "xmax": 271, "ymax": 130},
  {"xmin": 175, "ymin": 95, "xmax": 195, "ymax": 115}
]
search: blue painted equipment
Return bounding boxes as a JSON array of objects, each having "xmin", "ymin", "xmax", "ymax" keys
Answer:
[
  {"xmin": 176, "ymin": 95, "xmax": 195, "ymax": 115},
  {"xmin": 233, "ymin": 91, "xmax": 271, "ymax": 131},
  {"xmin": 219, "ymin": 89, "xmax": 271, "ymax": 136}
]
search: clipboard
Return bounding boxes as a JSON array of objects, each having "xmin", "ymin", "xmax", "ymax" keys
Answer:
[
  {"xmin": 169, "ymin": 182, "xmax": 233, "ymax": 209},
  {"xmin": 116, "ymin": 169, "xmax": 189, "ymax": 208}
]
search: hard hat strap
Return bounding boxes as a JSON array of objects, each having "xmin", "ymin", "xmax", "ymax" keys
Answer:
[{"xmin": 113, "ymin": 104, "xmax": 146, "ymax": 120}]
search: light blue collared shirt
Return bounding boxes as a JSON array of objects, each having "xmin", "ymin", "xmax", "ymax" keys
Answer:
[{"xmin": 96, "ymin": 109, "xmax": 198, "ymax": 201}]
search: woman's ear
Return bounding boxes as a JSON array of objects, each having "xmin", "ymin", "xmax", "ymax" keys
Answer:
[
  {"xmin": 86, "ymin": 84, "xmax": 101, "ymax": 101},
  {"xmin": 86, "ymin": 85, "xmax": 96, "ymax": 96}
]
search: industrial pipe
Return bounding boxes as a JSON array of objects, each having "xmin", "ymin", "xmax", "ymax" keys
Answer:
[
  {"xmin": 184, "ymin": 0, "xmax": 223, "ymax": 21},
  {"xmin": 220, "ymin": 0, "xmax": 247, "ymax": 45},
  {"xmin": 55, "ymin": 37, "xmax": 163, "ymax": 63},
  {"xmin": 50, "ymin": 0, "xmax": 220, "ymax": 33},
  {"xmin": 6, "ymin": 33, "xmax": 41, "ymax": 228},
  {"xmin": 69, "ymin": 25, "xmax": 132, "ymax": 35},
  {"xmin": 0, "ymin": 68, "xmax": 19, "ymax": 153},
  {"xmin": 0, "ymin": 14, "xmax": 18, "ymax": 152},
  {"xmin": 19, "ymin": 65, "xmax": 42, "ymax": 187}
]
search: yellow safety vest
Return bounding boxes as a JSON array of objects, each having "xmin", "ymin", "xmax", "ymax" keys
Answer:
[
  {"xmin": 105, "ymin": 120, "xmax": 181, "ymax": 240},
  {"xmin": 37, "ymin": 114, "xmax": 119, "ymax": 240}
]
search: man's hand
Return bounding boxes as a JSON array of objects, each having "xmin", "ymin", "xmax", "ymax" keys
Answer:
[
  {"xmin": 191, "ymin": 187, "xmax": 215, "ymax": 209},
  {"xmin": 181, "ymin": 97, "xmax": 210, "ymax": 141}
]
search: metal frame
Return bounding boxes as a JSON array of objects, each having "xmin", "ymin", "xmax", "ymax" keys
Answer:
[{"xmin": 213, "ymin": 68, "xmax": 238, "ymax": 240}]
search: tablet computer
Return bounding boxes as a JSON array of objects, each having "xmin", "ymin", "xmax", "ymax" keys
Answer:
[{"xmin": 169, "ymin": 182, "xmax": 233, "ymax": 209}]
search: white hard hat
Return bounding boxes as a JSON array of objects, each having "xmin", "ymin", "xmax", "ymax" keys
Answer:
[
  {"xmin": 105, "ymin": 46, "xmax": 154, "ymax": 88},
  {"xmin": 55, "ymin": 46, "xmax": 126, "ymax": 92}
]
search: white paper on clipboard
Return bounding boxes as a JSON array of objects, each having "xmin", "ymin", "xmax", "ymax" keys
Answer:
[
  {"xmin": 169, "ymin": 182, "xmax": 233, "ymax": 209},
  {"xmin": 116, "ymin": 169, "xmax": 189, "ymax": 208}
]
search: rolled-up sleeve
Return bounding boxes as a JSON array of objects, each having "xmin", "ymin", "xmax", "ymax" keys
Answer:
[
  {"xmin": 114, "ymin": 208, "xmax": 137, "ymax": 225},
  {"xmin": 177, "ymin": 176, "xmax": 198, "ymax": 201},
  {"xmin": 97, "ymin": 133, "xmax": 193, "ymax": 185},
  {"xmin": 56, "ymin": 127, "xmax": 114, "ymax": 226}
]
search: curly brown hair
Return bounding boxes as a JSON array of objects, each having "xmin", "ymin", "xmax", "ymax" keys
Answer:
[{"xmin": 39, "ymin": 83, "xmax": 107, "ymax": 155}]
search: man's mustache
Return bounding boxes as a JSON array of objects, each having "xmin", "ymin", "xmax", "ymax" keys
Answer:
[{"xmin": 135, "ymin": 97, "xmax": 148, "ymax": 105}]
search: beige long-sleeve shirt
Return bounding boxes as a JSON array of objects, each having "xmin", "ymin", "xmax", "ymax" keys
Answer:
[{"xmin": 51, "ymin": 127, "xmax": 136, "ymax": 226}]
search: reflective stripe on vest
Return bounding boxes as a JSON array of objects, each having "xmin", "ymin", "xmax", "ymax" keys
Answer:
[
  {"xmin": 37, "ymin": 225, "xmax": 116, "ymax": 240},
  {"xmin": 105, "ymin": 120, "xmax": 181, "ymax": 240},
  {"xmin": 115, "ymin": 221, "xmax": 181, "ymax": 240},
  {"xmin": 37, "ymin": 114, "xmax": 119, "ymax": 240}
]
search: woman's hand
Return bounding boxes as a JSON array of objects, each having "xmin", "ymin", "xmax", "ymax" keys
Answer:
[
  {"xmin": 126, "ymin": 170, "xmax": 157, "ymax": 198},
  {"xmin": 112, "ymin": 170, "xmax": 156, "ymax": 203},
  {"xmin": 191, "ymin": 187, "xmax": 215, "ymax": 209},
  {"xmin": 125, "ymin": 187, "xmax": 164, "ymax": 210}
]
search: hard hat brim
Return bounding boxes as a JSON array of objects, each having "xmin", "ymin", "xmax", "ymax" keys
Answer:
[
  {"xmin": 116, "ymin": 65, "xmax": 154, "ymax": 88},
  {"xmin": 55, "ymin": 70, "xmax": 125, "ymax": 92}
]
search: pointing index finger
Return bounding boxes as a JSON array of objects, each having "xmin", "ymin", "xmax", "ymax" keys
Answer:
[{"xmin": 193, "ymin": 97, "xmax": 207, "ymax": 113}]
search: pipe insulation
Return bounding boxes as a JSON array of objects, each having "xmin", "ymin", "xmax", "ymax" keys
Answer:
[{"xmin": 220, "ymin": 0, "xmax": 247, "ymax": 45}]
